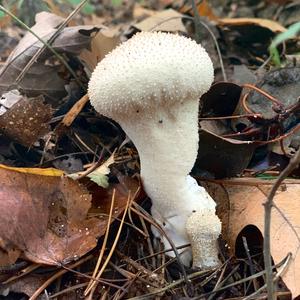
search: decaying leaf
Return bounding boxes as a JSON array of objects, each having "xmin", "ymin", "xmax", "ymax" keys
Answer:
[
  {"xmin": 0, "ymin": 90, "xmax": 52, "ymax": 146},
  {"xmin": 210, "ymin": 180, "xmax": 300, "ymax": 298},
  {"xmin": 133, "ymin": 9, "xmax": 186, "ymax": 33},
  {"xmin": 0, "ymin": 165, "xmax": 137, "ymax": 266},
  {"xmin": 0, "ymin": 12, "xmax": 100, "ymax": 103}
]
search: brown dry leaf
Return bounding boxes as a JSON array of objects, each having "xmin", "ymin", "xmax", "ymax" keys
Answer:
[
  {"xmin": 0, "ymin": 12, "xmax": 100, "ymax": 102},
  {"xmin": 212, "ymin": 181, "xmax": 300, "ymax": 298},
  {"xmin": 44, "ymin": 0, "xmax": 67, "ymax": 17},
  {"xmin": 0, "ymin": 274, "xmax": 47, "ymax": 297},
  {"xmin": 0, "ymin": 166, "xmax": 138, "ymax": 266},
  {"xmin": 133, "ymin": 9, "xmax": 186, "ymax": 33},
  {"xmin": 0, "ymin": 90, "xmax": 52, "ymax": 146},
  {"xmin": 79, "ymin": 28, "xmax": 120, "ymax": 74},
  {"xmin": 217, "ymin": 18, "xmax": 286, "ymax": 33},
  {"xmin": 180, "ymin": 0, "xmax": 219, "ymax": 21},
  {"xmin": 133, "ymin": 4, "xmax": 156, "ymax": 20}
]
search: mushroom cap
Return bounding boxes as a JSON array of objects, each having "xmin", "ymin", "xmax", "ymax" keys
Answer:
[{"xmin": 88, "ymin": 31, "xmax": 214, "ymax": 118}]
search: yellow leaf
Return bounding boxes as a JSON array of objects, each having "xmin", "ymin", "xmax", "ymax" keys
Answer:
[{"xmin": 0, "ymin": 164, "xmax": 64, "ymax": 176}]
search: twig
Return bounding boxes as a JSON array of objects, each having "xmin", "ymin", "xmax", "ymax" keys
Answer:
[
  {"xmin": 85, "ymin": 188, "xmax": 116, "ymax": 293},
  {"xmin": 29, "ymin": 255, "xmax": 93, "ymax": 300},
  {"xmin": 242, "ymin": 84, "xmax": 284, "ymax": 108},
  {"xmin": 128, "ymin": 254, "xmax": 290, "ymax": 300},
  {"xmin": 84, "ymin": 189, "xmax": 134, "ymax": 296},
  {"xmin": 191, "ymin": 254, "xmax": 291, "ymax": 300},
  {"xmin": 242, "ymin": 237, "xmax": 259, "ymax": 291},
  {"xmin": 196, "ymin": 176, "xmax": 300, "ymax": 186},
  {"xmin": 263, "ymin": 148, "xmax": 300, "ymax": 300},
  {"xmin": 243, "ymin": 252, "xmax": 291, "ymax": 300},
  {"xmin": 129, "ymin": 202, "xmax": 193, "ymax": 295}
]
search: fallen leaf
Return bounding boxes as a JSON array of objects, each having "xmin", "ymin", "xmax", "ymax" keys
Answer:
[
  {"xmin": 193, "ymin": 129, "xmax": 256, "ymax": 178},
  {"xmin": 0, "ymin": 274, "xmax": 47, "ymax": 297},
  {"xmin": 0, "ymin": 163, "xmax": 64, "ymax": 176},
  {"xmin": 133, "ymin": 4, "xmax": 156, "ymax": 20},
  {"xmin": 0, "ymin": 12, "xmax": 100, "ymax": 103},
  {"xmin": 0, "ymin": 165, "xmax": 134, "ymax": 266},
  {"xmin": 79, "ymin": 27, "xmax": 120, "ymax": 74},
  {"xmin": 196, "ymin": 0, "xmax": 219, "ymax": 21},
  {"xmin": 0, "ymin": 90, "xmax": 52, "ymax": 146},
  {"xmin": 217, "ymin": 18, "xmax": 286, "ymax": 33},
  {"xmin": 201, "ymin": 82, "xmax": 242, "ymax": 118},
  {"xmin": 180, "ymin": 0, "xmax": 219, "ymax": 21},
  {"xmin": 211, "ymin": 180, "xmax": 300, "ymax": 298},
  {"xmin": 133, "ymin": 9, "xmax": 186, "ymax": 33}
]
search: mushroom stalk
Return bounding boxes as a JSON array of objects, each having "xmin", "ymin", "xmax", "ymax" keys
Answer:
[{"xmin": 118, "ymin": 100, "xmax": 220, "ymax": 267}]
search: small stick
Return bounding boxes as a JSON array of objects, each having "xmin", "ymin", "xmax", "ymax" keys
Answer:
[{"xmin": 263, "ymin": 148, "xmax": 300, "ymax": 300}]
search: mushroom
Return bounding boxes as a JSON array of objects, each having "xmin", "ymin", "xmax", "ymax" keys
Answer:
[
  {"xmin": 88, "ymin": 31, "xmax": 221, "ymax": 268},
  {"xmin": 186, "ymin": 210, "xmax": 221, "ymax": 268}
]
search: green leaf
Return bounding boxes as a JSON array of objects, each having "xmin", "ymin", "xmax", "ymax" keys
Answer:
[
  {"xmin": 88, "ymin": 173, "xmax": 109, "ymax": 188},
  {"xmin": 269, "ymin": 22, "xmax": 300, "ymax": 66},
  {"xmin": 67, "ymin": 152, "xmax": 115, "ymax": 188}
]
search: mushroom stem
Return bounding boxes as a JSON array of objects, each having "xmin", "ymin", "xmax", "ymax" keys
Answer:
[{"xmin": 118, "ymin": 99, "xmax": 220, "ymax": 267}]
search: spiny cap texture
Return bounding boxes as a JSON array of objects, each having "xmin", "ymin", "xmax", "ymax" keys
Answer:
[{"xmin": 88, "ymin": 31, "xmax": 214, "ymax": 117}]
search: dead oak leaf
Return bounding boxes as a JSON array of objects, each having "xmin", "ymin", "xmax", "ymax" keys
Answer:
[
  {"xmin": 0, "ymin": 166, "xmax": 123, "ymax": 266},
  {"xmin": 208, "ymin": 181, "xmax": 300, "ymax": 298}
]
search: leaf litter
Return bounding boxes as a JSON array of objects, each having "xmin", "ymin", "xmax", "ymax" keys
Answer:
[{"xmin": 0, "ymin": 0, "xmax": 299, "ymax": 299}]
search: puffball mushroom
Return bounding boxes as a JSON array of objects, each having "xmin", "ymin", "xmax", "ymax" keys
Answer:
[{"xmin": 88, "ymin": 31, "xmax": 222, "ymax": 268}]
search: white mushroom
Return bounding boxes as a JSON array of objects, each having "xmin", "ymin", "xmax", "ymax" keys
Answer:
[
  {"xmin": 186, "ymin": 210, "xmax": 221, "ymax": 268},
  {"xmin": 88, "ymin": 31, "xmax": 221, "ymax": 268}
]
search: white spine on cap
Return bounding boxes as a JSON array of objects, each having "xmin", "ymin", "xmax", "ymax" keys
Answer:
[{"xmin": 88, "ymin": 32, "xmax": 221, "ymax": 268}]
